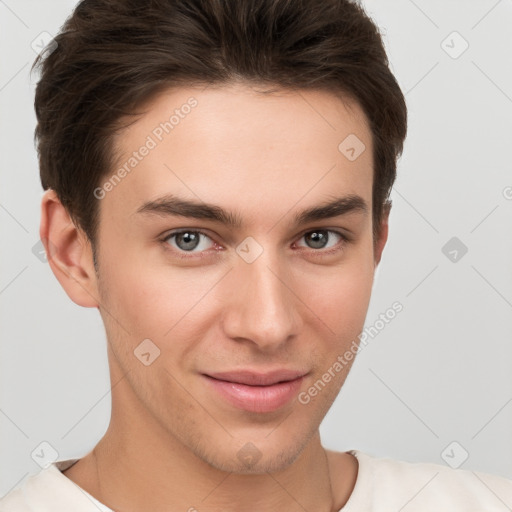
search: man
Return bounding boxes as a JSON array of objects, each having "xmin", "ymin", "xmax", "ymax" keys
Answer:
[{"xmin": 1, "ymin": 0, "xmax": 511, "ymax": 510}]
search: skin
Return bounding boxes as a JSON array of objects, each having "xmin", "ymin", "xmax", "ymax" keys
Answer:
[{"xmin": 40, "ymin": 82, "xmax": 389, "ymax": 512}]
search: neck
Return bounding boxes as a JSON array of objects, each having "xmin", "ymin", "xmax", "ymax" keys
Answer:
[{"xmin": 90, "ymin": 420, "xmax": 336, "ymax": 512}]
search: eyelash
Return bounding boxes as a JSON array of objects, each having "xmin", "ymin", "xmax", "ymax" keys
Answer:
[{"xmin": 159, "ymin": 228, "xmax": 351, "ymax": 260}]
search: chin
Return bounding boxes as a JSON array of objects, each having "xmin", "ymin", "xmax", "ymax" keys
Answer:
[{"xmin": 192, "ymin": 425, "xmax": 318, "ymax": 475}]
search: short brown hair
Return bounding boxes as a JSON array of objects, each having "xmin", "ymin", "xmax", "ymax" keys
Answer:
[{"xmin": 33, "ymin": 0, "xmax": 407, "ymax": 264}]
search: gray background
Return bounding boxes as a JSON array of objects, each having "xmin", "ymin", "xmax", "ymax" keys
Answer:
[{"xmin": 1, "ymin": 0, "xmax": 511, "ymax": 497}]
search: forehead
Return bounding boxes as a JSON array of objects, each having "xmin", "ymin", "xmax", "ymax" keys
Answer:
[{"xmin": 104, "ymin": 82, "xmax": 373, "ymax": 228}]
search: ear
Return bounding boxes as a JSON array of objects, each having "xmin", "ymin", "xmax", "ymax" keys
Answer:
[
  {"xmin": 39, "ymin": 189, "xmax": 100, "ymax": 308},
  {"xmin": 374, "ymin": 200, "xmax": 391, "ymax": 268}
]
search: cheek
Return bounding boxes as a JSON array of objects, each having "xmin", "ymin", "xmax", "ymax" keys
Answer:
[
  {"xmin": 99, "ymin": 241, "xmax": 224, "ymax": 343},
  {"xmin": 299, "ymin": 254, "xmax": 374, "ymax": 341}
]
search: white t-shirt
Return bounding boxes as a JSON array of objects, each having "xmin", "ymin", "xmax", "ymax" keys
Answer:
[{"xmin": 1, "ymin": 450, "xmax": 511, "ymax": 511}]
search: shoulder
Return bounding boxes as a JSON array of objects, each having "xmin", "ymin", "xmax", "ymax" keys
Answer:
[
  {"xmin": 347, "ymin": 449, "xmax": 512, "ymax": 510},
  {"xmin": 0, "ymin": 459, "xmax": 93, "ymax": 512}
]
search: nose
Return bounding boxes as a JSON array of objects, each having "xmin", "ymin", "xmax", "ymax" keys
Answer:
[{"xmin": 221, "ymin": 248, "xmax": 302, "ymax": 352}]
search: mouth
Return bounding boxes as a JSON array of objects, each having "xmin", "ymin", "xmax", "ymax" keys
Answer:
[{"xmin": 202, "ymin": 370, "xmax": 307, "ymax": 413}]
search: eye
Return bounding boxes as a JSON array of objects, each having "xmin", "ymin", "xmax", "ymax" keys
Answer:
[
  {"xmin": 161, "ymin": 229, "xmax": 216, "ymax": 256},
  {"xmin": 160, "ymin": 228, "xmax": 350, "ymax": 260},
  {"xmin": 295, "ymin": 229, "xmax": 349, "ymax": 254}
]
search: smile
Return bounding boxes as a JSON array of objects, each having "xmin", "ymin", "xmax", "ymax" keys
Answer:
[{"xmin": 202, "ymin": 370, "xmax": 306, "ymax": 413}]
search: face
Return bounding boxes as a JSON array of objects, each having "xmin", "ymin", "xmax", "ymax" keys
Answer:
[{"xmin": 55, "ymin": 82, "xmax": 388, "ymax": 474}]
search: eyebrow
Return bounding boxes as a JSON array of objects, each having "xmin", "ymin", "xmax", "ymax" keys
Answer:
[{"xmin": 134, "ymin": 193, "xmax": 368, "ymax": 228}]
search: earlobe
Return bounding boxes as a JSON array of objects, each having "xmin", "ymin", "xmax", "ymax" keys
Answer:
[{"xmin": 39, "ymin": 189, "xmax": 100, "ymax": 308}]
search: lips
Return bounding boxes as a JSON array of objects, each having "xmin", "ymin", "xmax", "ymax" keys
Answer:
[
  {"xmin": 206, "ymin": 369, "xmax": 306, "ymax": 386},
  {"xmin": 202, "ymin": 369, "xmax": 307, "ymax": 413}
]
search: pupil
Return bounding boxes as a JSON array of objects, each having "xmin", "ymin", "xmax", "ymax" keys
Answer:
[
  {"xmin": 307, "ymin": 230, "xmax": 327, "ymax": 249},
  {"xmin": 177, "ymin": 232, "xmax": 199, "ymax": 251}
]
